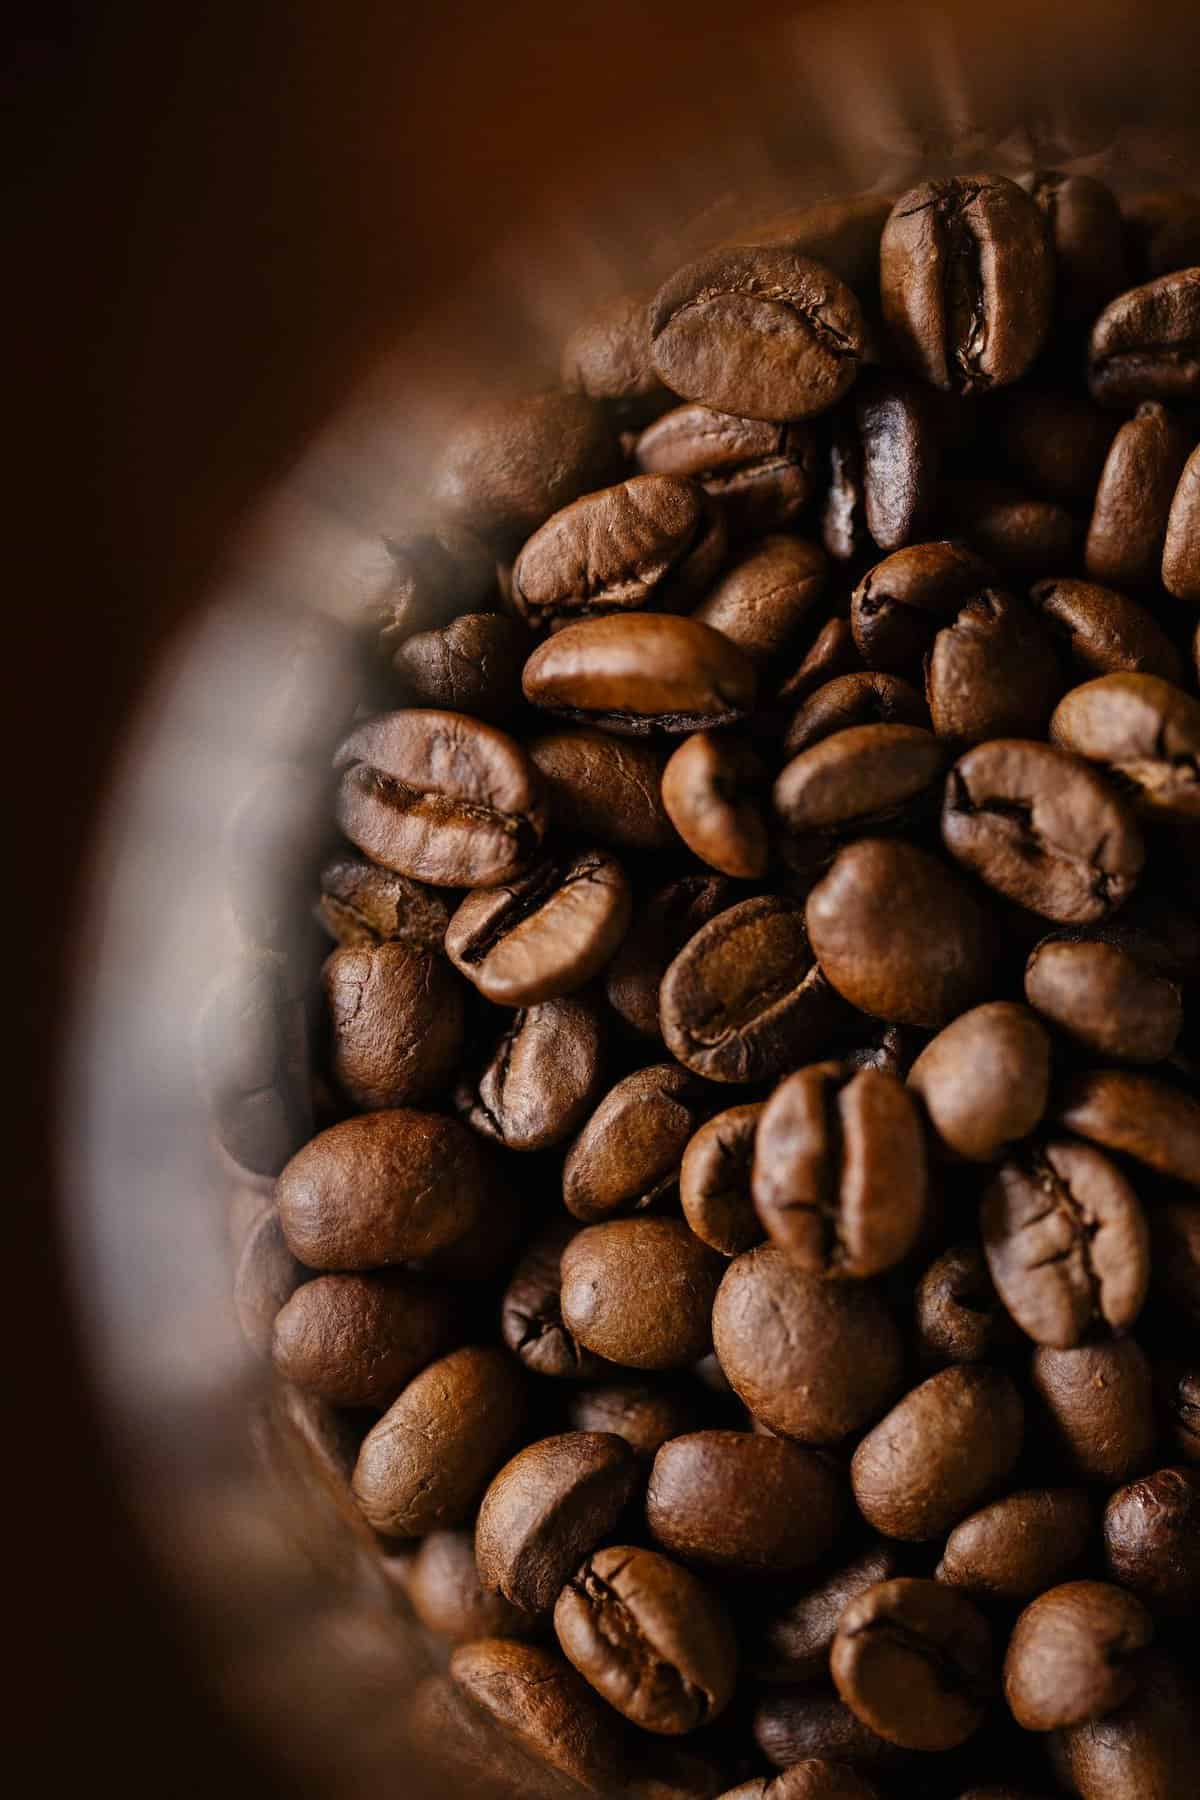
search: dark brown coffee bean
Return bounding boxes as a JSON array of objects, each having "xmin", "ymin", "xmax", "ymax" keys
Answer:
[
  {"xmin": 1054, "ymin": 1069, "xmax": 1200, "ymax": 1189},
  {"xmin": 1007, "ymin": 1582, "xmax": 1154, "ymax": 1734},
  {"xmin": 1156, "ymin": 1364, "xmax": 1200, "ymax": 1464},
  {"xmin": 560, "ymin": 292, "xmax": 663, "ymax": 409},
  {"xmin": 449, "ymin": 1638, "xmax": 626, "ymax": 1793},
  {"xmin": 1051, "ymin": 673, "xmax": 1200, "ymax": 820},
  {"xmin": 271, "ymin": 1270, "xmax": 460, "ymax": 1406},
  {"xmin": 522, "ymin": 614, "xmax": 757, "ymax": 736},
  {"xmin": 635, "ymin": 405, "xmax": 820, "ymax": 539},
  {"xmin": 937, "ymin": 1488, "xmax": 1094, "ymax": 1602},
  {"xmin": 1048, "ymin": 1647, "xmax": 1200, "ymax": 1800},
  {"xmin": 680, "ymin": 1103, "xmax": 765, "ymax": 1257},
  {"xmin": 783, "ymin": 671, "xmax": 928, "ymax": 759},
  {"xmin": 1030, "ymin": 577, "xmax": 1184, "ymax": 684},
  {"xmin": 276, "ymin": 1110, "xmax": 486, "ymax": 1269},
  {"xmin": 991, "ymin": 387, "xmax": 1116, "ymax": 507},
  {"xmin": 776, "ymin": 617, "xmax": 862, "ymax": 706},
  {"xmin": 851, "ymin": 1366, "xmax": 1025, "ymax": 1540},
  {"xmin": 774, "ymin": 722, "xmax": 947, "ymax": 838},
  {"xmin": 408, "ymin": 1529, "xmax": 537, "ymax": 1644},
  {"xmin": 554, "ymin": 1543, "xmax": 737, "ymax": 1734},
  {"xmin": 500, "ymin": 1219, "xmax": 609, "ymax": 1379},
  {"xmin": 646, "ymin": 1430, "xmax": 843, "ymax": 1573},
  {"xmin": 717, "ymin": 1763, "xmax": 883, "ymax": 1800},
  {"xmin": 852, "ymin": 369, "xmax": 939, "ymax": 552},
  {"xmin": 832, "ymin": 1577, "xmax": 992, "ymax": 1751},
  {"xmin": 1030, "ymin": 1340, "xmax": 1156, "ymax": 1484},
  {"xmin": 200, "ymin": 956, "xmax": 311, "ymax": 1177},
  {"xmin": 982, "ymin": 1141, "xmax": 1149, "ymax": 1348},
  {"xmin": 1124, "ymin": 188, "xmax": 1200, "ymax": 279},
  {"xmin": 316, "ymin": 855, "xmax": 452, "ymax": 951},
  {"xmin": 605, "ymin": 874, "xmax": 738, "ymax": 1040},
  {"xmin": 352, "ymin": 1346, "xmax": 527, "ymax": 1536},
  {"xmin": 1104, "ymin": 1467, "xmax": 1200, "ymax": 1619},
  {"xmin": 1085, "ymin": 401, "xmax": 1195, "ymax": 588},
  {"xmin": 693, "ymin": 535, "xmax": 828, "ymax": 668},
  {"xmin": 1025, "ymin": 934, "xmax": 1182, "ymax": 1063},
  {"xmin": 881, "ymin": 176, "xmax": 1053, "ymax": 393},
  {"xmin": 1162, "ymin": 442, "xmax": 1200, "ymax": 601},
  {"xmin": 713, "ymin": 1243, "xmax": 903, "ymax": 1442},
  {"xmin": 649, "ymin": 246, "xmax": 866, "ymax": 422},
  {"xmin": 662, "ymin": 733, "xmax": 770, "ymax": 878},
  {"xmin": 942, "ymin": 739, "xmax": 1144, "ymax": 922},
  {"xmin": 754, "ymin": 1543, "xmax": 902, "ymax": 1683},
  {"xmin": 851, "ymin": 540, "xmax": 995, "ymax": 677},
  {"xmin": 233, "ymin": 1207, "xmax": 304, "ymax": 1355},
  {"xmin": 661, "ymin": 894, "xmax": 852, "ymax": 1085},
  {"xmin": 915, "ymin": 1244, "xmax": 1016, "ymax": 1368},
  {"xmin": 938, "ymin": 481, "xmax": 1081, "ymax": 577},
  {"xmin": 367, "ymin": 525, "xmax": 496, "ymax": 650},
  {"xmin": 335, "ymin": 709, "xmax": 547, "ymax": 887},
  {"xmin": 752, "ymin": 1063, "xmax": 926, "ymax": 1278},
  {"xmin": 389, "ymin": 612, "xmax": 526, "ymax": 723},
  {"xmin": 563, "ymin": 1064, "xmax": 711, "ymax": 1223},
  {"xmin": 475, "ymin": 1431, "xmax": 641, "ymax": 1613},
  {"xmin": 1019, "ymin": 171, "xmax": 1126, "ymax": 324},
  {"xmin": 561, "ymin": 1218, "xmax": 724, "ymax": 1370},
  {"xmin": 527, "ymin": 729, "xmax": 678, "ymax": 851},
  {"xmin": 566, "ymin": 1382, "xmax": 704, "ymax": 1464},
  {"xmin": 908, "ymin": 1003, "xmax": 1051, "ymax": 1161},
  {"xmin": 458, "ymin": 995, "xmax": 604, "ymax": 1153},
  {"xmin": 926, "ymin": 590, "xmax": 1062, "ymax": 744},
  {"xmin": 431, "ymin": 389, "xmax": 618, "ymax": 551},
  {"xmin": 446, "ymin": 849, "xmax": 630, "ymax": 1006},
  {"xmin": 752, "ymin": 1689, "xmax": 913, "ymax": 1774},
  {"xmin": 807, "ymin": 838, "xmax": 992, "ymax": 1028},
  {"xmin": 1088, "ymin": 269, "xmax": 1200, "ymax": 408},
  {"xmin": 322, "ymin": 940, "xmax": 464, "ymax": 1110}
]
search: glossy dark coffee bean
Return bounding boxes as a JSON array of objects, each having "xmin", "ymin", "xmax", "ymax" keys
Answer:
[
  {"xmin": 560, "ymin": 291, "xmax": 663, "ymax": 409},
  {"xmin": 446, "ymin": 849, "xmax": 631, "ymax": 1006},
  {"xmin": 925, "ymin": 590, "xmax": 1062, "ymax": 744},
  {"xmin": 500, "ymin": 1219, "xmax": 609, "ymax": 1380},
  {"xmin": 566, "ymin": 1381, "xmax": 704, "ymax": 1464},
  {"xmin": 1004, "ymin": 1581, "xmax": 1153, "ymax": 1732},
  {"xmin": 990, "ymin": 386, "xmax": 1116, "ymax": 506},
  {"xmin": 605, "ymin": 873, "xmax": 738, "ymax": 1040},
  {"xmin": 693, "ymin": 535, "xmax": 828, "ymax": 668},
  {"xmin": 563, "ymin": 1063, "xmax": 711, "ymax": 1222},
  {"xmin": 560, "ymin": 1218, "xmax": 724, "ymax": 1370},
  {"xmin": 322, "ymin": 940, "xmax": 465, "ymax": 1109},
  {"xmin": 662, "ymin": 732, "xmax": 770, "ymax": 878},
  {"xmin": 908, "ymin": 1003, "xmax": 1051, "ymax": 1161},
  {"xmin": 527, "ymin": 729, "xmax": 678, "ymax": 851},
  {"xmin": 1088, "ymin": 268, "xmax": 1200, "ymax": 408},
  {"xmin": 1084, "ymin": 401, "xmax": 1195, "ymax": 589},
  {"xmin": 822, "ymin": 372, "xmax": 939, "ymax": 560},
  {"xmin": 448, "ymin": 1638, "xmax": 626, "ymax": 1792},
  {"xmin": 1051, "ymin": 673, "xmax": 1200, "ymax": 820},
  {"xmin": 937, "ymin": 481, "xmax": 1080, "ymax": 577},
  {"xmin": 271, "ymin": 1270, "xmax": 460, "ymax": 1406},
  {"xmin": 1030, "ymin": 1340, "xmax": 1156, "ymax": 1484},
  {"xmin": 408, "ymin": 1529, "xmax": 537, "ymax": 1644},
  {"xmin": 936, "ymin": 1488, "xmax": 1094, "ymax": 1602},
  {"xmin": 522, "ymin": 613, "xmax": 757, "ymax": 736},
  {"xmin": 832, "ymin": 1577, "xmax": 993, "ymax": 1751},
  {"xmin": 1163, "ymin": 442, "xmax": 1200, "ymax": 600},
  {"xmin": 680, "ymin": 1103, "xmax": 765, "ymax": 1258},
  {"xmin": 776, "ymin": 616, "xmax": 862, "ymax": 706},
  {"xmin": 782, "ymin": 670, "xmax": 928, "ymax": 759},
  {"xmin": 1103, "ymin": 1467, "xmax": 1200, "ymax": 1619},
  {"xmin": 850, "ymin": 540, "xmax": 994, "ymax": 678},
  {"xmin": 915, "ymin": 1244, "xmax": 1016, "ymax": 1368},
  {"xmin": 389, "ymin": 612, "xmax": 526, "ymax": 722},
  {"xmin": 1047, "ymin": 1647, "xmax": 1200, "ymax": 1800},
  {"xmin": 1019, "ymin": 170, "xmax": 1126, "ymax": 325},
  {"xmin": 753, "ymin": 1541, "xmax": 902, "ymax": 1683},
  {"xmin": 1054, "ymin": 1068, "xmax": 1200, "ymax": 1189},
  {"xmin": 316, "ymin": 855, "xmax": 452, "ymax": 951},
  {"xmin": 458, "ymin": 995, "xmax": 603, "ymax": 1154},
  {"xmin": 646, "ymin": 1430, "xmax": 843, "ymax": 1573},
  {"xmin": 1025, "ymin": 933, "xmax": 1182, "ymax": 1063},
  {"xmin": 635, "ymin": 405, "xmax": 820, "ymax": 539},
  {"xmin": 1030, "ymin": 577, "xmax": 1184, "ymax": 684},
  {"xmin": 774, "ymin": 722, "xmax": 947, "ymax": 839}
]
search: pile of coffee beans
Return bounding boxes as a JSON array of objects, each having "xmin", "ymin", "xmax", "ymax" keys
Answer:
[{"xmin": 216, "ymin": 173, "xmax": 1200, "ymax": 1799}]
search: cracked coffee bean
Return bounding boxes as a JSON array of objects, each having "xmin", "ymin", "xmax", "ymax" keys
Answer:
[
  {"xmin": 445, "ymin": 848, "xmax": 631, "ymax": 1006},
  {"xmin": 390, "ymin": 612, "xmax": 526, "ymax": 722},
  {"xmin": 316, "ymin": 854, "xmax": 453, "ymax": 950},
  {"xmin": 323, "ymin": 939, "xmax": 465, "ymax": 1110},
  {"xmin": 831, "ymin": 1576, "xmax": 994, "ymax": 1751}
]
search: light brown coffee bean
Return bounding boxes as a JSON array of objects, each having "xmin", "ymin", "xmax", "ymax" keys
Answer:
[
  {"xmin": 527, "ymin": 729, "xmax": 678, "ymax": 851},
  {"xmin": 1050, "ymin": 673, "xmax": 1200, "ymax": 820},
  {"xmin": 445, "ymin": 848, "xmax": 631, "ymax": 1006},
  {"xmin": 774, "ymin": 723, "xmax": 947, "ymax": 838},
  {"xmin": 1031, "ymin": 1340, "xmax": 1156, "ymax": 1484},
  {"xmin": 563, "ymin": 1064, "xmax": 712, "ymax": 1222},
  {"xmin": 907, "ymin": 1003, "xmax": 1051, "ymax": 1162},
  {"xmin": 1004, "ymin": 1581, "xmax": 1153, "ymax": 1731},
  {"xmin": 680, "ymin": 1103, "xmax": 765, "ymax": 1257},
  {"xmin": 936, "ymin": 1488, "xmax": 1094, "ymax": 1602},
  {"xmin": 831, "ymin": 1577, "xmax": 994, "ymax": 1750},
  {"xmin": 271, "ymin": 1270, "xmax": 461, "ymax": 1406},
  {"xmin": 560, "ymin": 1218, "xmax": 725, "ymax": 1370},
  {"xmin": 523, "ymin": 614, "xmax": 757, "ymax": 736},
  {"xmin": 662, "ymin": 732, "xmax": 770, "ymax": 878}
]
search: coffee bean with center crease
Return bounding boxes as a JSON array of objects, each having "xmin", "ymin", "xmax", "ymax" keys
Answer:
[
  {"xmin": 560, "ymin": 1218, "xmax": 724, "ymax": 1370},
  {"xmin": 680, "ymin": 1103, "xmax": 765, "ymax": 1257},
  {"xmin": 662, "ymin": 732, "xmax": 770, "ymax": 878},
  {"xmin": 782, "ymin": 670, "xmax": 929, "ymax": 758},
  {"xmin": 774, "ymin": 722, "xmax": 948, "ymax": 840},
  {"xmin": 880, "ymin": 176, "xmax": 1054, "ymax": 393},
  {"xmin": 566, "ymin": 1382, "xmax": 704, "ymax": 1464},
  {"xmin": 1084, "ymin": 402, "xmax": 1195, "ymax": 588},
  {"xmin": 408, "ymin": 1529, "xmax": 537, "ymax": 1645},
  {"xmin": 322, "ymin": 940, "xmax": 465, "ymax": 1110},
  {"xmin": 907, "ymin": 1002, "xmax": 1051, "ymax": 1161},
  {"xmin": 925, "ymin": 590, "xmax": 1062, "ymax": 744},
  {"xmin": 563, "ymin": 1063, "xmax": 711, "ymax": 1222},
  {"xmin": 692, "ymin": 535, "xmax": 828, "ymax": 668},
  {"xmin": 1029, "ymin": 577, "xmax": 1184, "ymax": 685},
  {"xmin": 1019, "ymin": 170, "xmax": 1126, "ymax": 325},
  {"xmin": 649, "ymin": 245, "xmax": 866, "ymax": 422},
  {"xmin": 713, "ymin": 1243, "xmax": 904, "ymax": 1442},
  {"xmin": 1051, "ymin": 673, "xmax": 1200, "ymax": 819},
  {"xmin": 936, "ymin": 1488, "xmax": 1095, "ymax": 1602},
  {"xmin": 981, "ymin": 1140, "xmax": 1150, "ymax": 1347},
  {"xmin": 605, "ymin": 873, "xmax": 738, "ymax": 1040},
  {"xmin": 635, "ymin": 405, "xmax": 821, "ymax": 539},
  {"xmin": 752, "ymin": 1063, "xmax": 927, "ymax": 1278},
  {"xmin": 390, "ymin": 612, "xmax": 527, "ymax": 723},
  {"xmin": 915, "ymin": 1243, "xmax": 1017, "ymax": 1367},
  {"xmin": 554, "ymin": 1543, "xmax": 737, "ymax": 1734},
  {"xmin": 850, "ymin": 540, "xmax": 995, "ymax": 678},
  {"xmin": 457, "ymin": 994, "xmax": 604, "ymax": 1152},
  {"xmin": 718, "ymin": 1762, "xmax": 885, "ymax": 1800},
  {"xmin": 941, "ymin": 739, "xmax": 1144, "ymax": 922},
  {"xmin": 1048, "ymin": 1646, "xmax": 1200, "ymax": 1800},
  {"xmin": 645, "ymin": 1430, "xmax": 844, "ymax": 1573},
  {"xmin": 527, "ymin": 729, "xmax": 678, "ymax": 851},
  {"xmin": 334, "ymin": 709, "xmax": 548, "ymax": 887},
  {"xmin": 1163, "ymin": 442, "xmax": 1200, "ymax": 601},
  {"xmin": 1054, "ymin": 1069, "xmax": 1200, "ymax": 1189},
  {"xmin": 522, "ymin": 614, "xmax": 756, "ymax": 736},
  {"xmin": 753, "ymin": 1542, "xmax": 903, "ymax": 1683},
  {"xmin": 1088, "ymin": 268, "xmax": 1200, "ymax": 408},
  {"xmin": 1030, "ymin": 1340, "xmax": 1156, "ymax": 1484},
  {"xmin": 316, "ymin": 855, "xmax": 452, "ymax": 951},
  {"xmin": 660, "ymin": 894, "xmax": 854, "ymax": 1085},
  {"xmin": 271, "ymin": 1269, "xmax": 462, "ymax": 1406},
  {"xmin": 1024, "ymin": 933, "xmax": 1182, "ymax": 1063},
  {"xmin": 832, "ymin": 1577, "xmax": 993, "ymax": 1750},
  {"xmin": 449, "ymin": 1638, "xmax": 627, "ymax": 1793},
  {"xmin": 1005, "ymin": 1581, "xmax": 1153, "ymax": 1733},
  {"xmin": 500, "ymin": 1219, "xmax": 609, "ymax": 1379},
  {"xmin": 445, "ymin": 849, "xmax": 630, "ymax": 1006}
]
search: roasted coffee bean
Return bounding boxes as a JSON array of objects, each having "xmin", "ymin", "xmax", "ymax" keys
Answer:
[
  {"xmin": 1025, "ymin": 933, "xmax": 1182, "ymax": 1062},
  {"xmin": 523, "ymin": 614, "xmax": 757, "ymax": 735},
  {"xmin": 512, "ymin": 475, "xmax": 726, "ymax": 628},
  {"xmin": 1048, "ymin": 1646, "xmax": 1200, "ymax": 1800},
  {"xmin": 408, "ymin": 1529, "xmax": 537, "ymax": 1645},
  {"xmin": 880, "ymin": 176, "xmax": 1053, "ymax": 393},
  {"xmin": 1030, "ymin": 577, "xmax": 1184, "ymax": 684},
  {"xmin": 635, "ymin": 405, "xmax": 821, "ymax": 539},
  {"xmin": 449, "ymin": 1638, "xmax": 626, "ymax": 1792},
  {"xmin": 445, "ymin": 849, "xmax": 630, "ymax": 1006},
  {"xmin": 716, "ymin": 1763, "xmax": 883, "ymax": 1800},
  {"xmin": 352, "ymin": 1346, "xmax": 527, "ymax": 1536},
  {"xmin": 201, "ymin": 956, "xmax": 311, "ymax": 1177},
  {"xmin": 1030, "ymin": 1340, "xmax": 1156, "ymax": 1484},
  {"xmin": 776, "ymin": 617, "xmax": 862, "ymax": 706},
  {"xmin": 752, "ymin": 1063, "xmax": 926, "ymax": 1278},
  {"xmin": 527, "ymin": 729, "xmax": 678, "ymax": 851},
  {"xmin": 566, "ymin": 1382, "xmax": 704, "ymax": 1464},
  {"xmin": 1124, "ymin": 188, "xmax": 1200, "ymax": 279},
  {"xmin": 431, "ymin": 389, "xmax": 617, "ymax": 551},
  {"xmin": 560, "ymin": 1218, "xmax": 724, "ymax": 1370},
  {"xmin": 368, "ymin": 525, "xmax": 496, "ymax": 649},
  {"xmin": 646, "ymin": 1430, "xmax": 843, "ymax": 1573},
  {"xmin": 1050, "ymin": 673, "xmax": 1200, "ymax": 819},
  {"xmin": 774, "ymin": 722, "xmax": 947, "ymax": 839},
  {"xmin": 271, "ymin": 1270, "xmax": 461, "ymax": 1406},
  {"xmin": 563, "ymin": 1064, "xmax": 711, "ymax": 1222},
  {"xmin": 1054, "ymin": 1069, "xmax": 1200, "ymax": 1189},
  {"xmin": 852, "ymin": 1366, "xmax": 1024, "ymax": 1540},
  {"xmin": 782, "ymin": 670, "xmax": 928, "ymax": 758},
  {"xmin": 661, "ymin": 894, "xmax": 852, "ymax": 1084},
  {"xmin": 1088, "ymin": 268, "xmax": 1200, "ymax": 408},
  {"xmin": 458, "ymin": 995, "xmax": 604, "ymax": 1153},
  {"xmin": 850, "ymin": 540, "xmax": 995, "ymax": 677},
  {"xmin": 1156, "ymin": 1364, "xmax": 1200, "ymax": 1464},
  {"xmin": 1150, "ymin": 1199, "xmax": 1200, "ymax": 1327},
  {"xmin": 1019, "ymin": 170, "xmax": 1126, "ymax": 324},
  {"xmin": 908, "ymin": 1003, "xmax": 1051, "ymax": 1161},
  {"xmin": 915, "ymin": 1244, "xmax": 1016, "ymax": 1367},
  {"xmin": 680, "ymin": 1103, "xmax": 765, "ymax": 1257},
  {"xmin": 1163, "ymin": 442, "xmax": 1200, "ymax": 600},
  {"xmin": 926, "ymin": 591, "xmax": 1062, "ymax": 744},
  {"xmin": 662, "ymin": 733, "xmax": 770, "ymax": 878},
  {"xmin": 713, "ymin": 1243, "xmax": 903, "ymax": 1442},
  {"xmin": 276, "ymin": 1110, "xmax": 486, "ymax": 1268},
  {"xmin": 316, "ymin": 855, "xmax": 452, "ymax": 951},
  {"xmin": 938, "ymin": 482, "xmax": 1080, "ymax": 578},
  {"xmin": 831, "ymin": 1577, "xmax": 993, "ymax": 1751},
  {"xmin": 475, "ymin": 1432, "xmax": 640, "ymax": 1613},
  {"xmin": 554, "ymin": 1544, "xmax": 737, "ymax": 1734},
  {"xmin": 605, "ymin": 874, "xmax": 738, "ymax": 1040},
  {"xmin": 937, "ymin": 1488, "xmax": 1094, "ymax": 1602},
  {"xmin": 848, "ymin": 369, "xmax": 939, "ymax": 552},
  {"xmin": 322, "ymin": 941, "xmax": 465, "ymax": 1110},
  {"xmin": 335, "ymin": 709, "xmax": 547, "ymax": 887},
  {"xmin": 560, "ymin": 292, "xmax": 663, "ymax": 410},
  {"xmin": 389, "ymin": 612, "xmax": 526, "ymax": 723},
  {"xmin": 1103, "ymin": 1467, "xmax": 1200, "ymax": 1620},
  {"xmin": 982, "ymin": 1141, "xmax": 1149, "ymax": 1348},
  {"xmin": 754, "ymin": 1542, "xmax": 902, "ymax": 1683},
  {"xmin": 752, "ymin": 1689, "xmax": 913, "ymax": 1774},
  {"xmin": 942, "ymin": 739, "xmax": 1144, "ymax": 922},
  {"xmin": 807, "ymin": 838, "xmax": 991, "ymax": 1028},
  {"xmin": 1006, "ymin": 1582, "xmax": 1154, "ymax": 1733},
  {"xmin": 693, "ymin": 535, "xmax": 828, "ymax": 668},
  {"xmin": 500, "ymin": 1219, "xmax": 608, "ymax": 1379},
  {"xmin": 991, "ymin": 387, "xmax": 1116, "ymax": 507},
  {"xmin": 1085, "ymin": 401, "xmax": 1195, "ymax": 588},
  {"xmin": 649, "ymin": 246, "xmax": 866, "ymax": 422},
  {"xmin": 233, "ymin": 1207, "xmax": 304, "ymax": 1355}
]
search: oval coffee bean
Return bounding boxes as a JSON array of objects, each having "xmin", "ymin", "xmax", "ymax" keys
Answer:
[
  {"xmin": 680, "ymin": 1103, "xmax": 765, "ymax": 1257},
  {"xmin": 880, "ymin": 175, "xmax": 1053, "ymax": 393},
  {"xmin": 1020, "ymin": 170, "xmax": 1126, "ymax": 324},
  {"xmin": 1025, "ymin": 934, "xmax": 1182, "ymax": 1063},
  {"xmin": 717, "ymin": 1762, "xmax": 884, "ymax": 1800},
  {"xmin": 334, "ymin": 709, "xmax": 547, "ymax": 887},
  {"xmin": 271, "ymin": 1270, "xmax": 461, "ymax": 1406},
  {"xmin": 851, "ymin": 1365, "xmax": 1024, "ymax": 1540},
  {"xmin": 500, "ymin": 1219, "xmax": 608, "ymax": 1380},
  {"xmin": 1085, "ymin": 401, "xmax": 1194, "ymax": 588},
  {"xmin": 1088, "ymin": 268, "xmax": 1200, "ymax": 408},
  {"xmin": 563, "ymin": 1064, "xmax": 711, "ymax": 1222},
  {"xmin": 850, "ymin": 369, "xmax": 939, "ymax": 553},
  {"xmin": 926, "ymin": 590, "xmax": 1062, "ymax": 744},
  {"xmin": 754, "ymin": 1541, "xmax": 902, "ymax": 1683},
  {"xmin": 1031, "ymin": 577, "xmax": 1184, "ymax": 684},
  {"xmin": 832, "ymin": 1577, "xmax": 993, "ymax": 1752},
  {"xmin": 458, "ymin": 995, "xmax": 604, "ymax": 1153},
  {"xmin": 1048, "ymin": 1647, "xmax": 1200, "ymax": 1800},
  {"xmin": 850, "ymin": 540, "xmax": 995, "ymax": 677},
  {"xmin": 1051, "ymin": 673, "xmax": 1200, "ymax": 820},
  {"xmin": 915, "ymin": 1244, "xmax": 1016, "ymax": 1367},
  {"xmin": 1054, "ymin": 1068, "xmax": 1200, "ymax": 1189},
  {"xmin": 982, "ymin": 1141, "xmax": 1149, "ymax": 1347},
  {"xmin": 527, "ymin": 729, "xmax": 677, "ymax": 851},
  {"xmin": 555, "ymin": 1544, "xmax": 737, "ymax": 1733},
  {"xmin": 316, "ymin": 854, "xmax": 453, "ymax": 951},
  {"xmin": 646, "ymin": 1430, "xmax": 843, "ymax": 1573},
  {"xmin": 1163, "ymin": 442, "xmax": 1200, "ymax": 601},
  {"xmin": 806, "ymin": 839, "xmax": 991, "ymax": 1028},
  {"xmin": 522, "ymin": 613, "xmax": 756, "ymax": 736},
  {"xmin": 475, "ymin": 1431, "xmax": 641, "ymax": 1613},
  {"xmin": 560, "ymin": 1218, "xmax": 724, "ymax": 1370},
  {"xmin": 512, "ymin": 474, "xmax": 726, "ymax": 627},
  {"xmin": 936, "ymin": 1488, "xmax": 1094, "ymax": 1602},
  {"xmin": 662, "ymin": 732, "xmax": 770, "ymax": 878},
  {"xmin": 774, "ymin": 723, "xmax": 947, "ymax": 838},
  {"xmin": 1031, "ymin": 1340, "xmax": 1156, "ymax": 1484},
  {"xmin": 938, "ymin": 480, "xmax": 1081, "ymax": 578},
  {"xmin": 693, "ymin": 534, "xmax": 828, "ymax": 667},
  {"xmin": 322, "ymin": 940, "xmax": 465, "ymax": 1110},
  {"xmin": 1103, "ymin": 1467, "xmax": 1200, "ymax": 1618},
  {"xmin": 782, "ymin": 671, "xmax": 928, "ymax": 759},
  {"xmin": 635, "ymin": 405, "xmax": 820, "ymax": 538},
  {"xmin": 566, "ymin": 1381, "xmax": 704, "ymax": 1464},
  {"xmin": 752, "ymin": 1064, "xmax": 927, "ymax": 1278},
  {"xmin": 352, "ymin": 1345, "xmax": 527, "ymax": 1536},
  {"xmin": 992, "ymin": 385, "xmax": 1116, "ymax": 507},
  {"xmin": 445, "ymin": 849, "xmax": 631, "ymax": 1006},
  {"xmin": 908, "ymin": 1002, "xmax": 1050, "ymax": 1162},
  {"xmin": 713, "ymin": 1243, "xmax": 904, "ymax": 1442},
  {"xmin": 942, "ymin": 739, "xmax": 1144, "ymax": 922},
  {"xmin": 390, "ymin": 612, "xmax": 526, "ymax": 723},
  {"xmin": 448, "ymin": 1638, "xmax": 626, "ymax": 1792},
  {"xmin": 276, "ymin": 1110, "xmax": 486, "ymax": 1269},
  {"xmin": 649, "ymin": 245, "xmax": 866, "ymax": 422},
  {"xmin": 408, "ymin": 1529, "xmax": 536, "ymax": 1645},
  {"xmin": 1004, "ymin": 1581, "xmax": 1153, "ymax": 1731}
]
